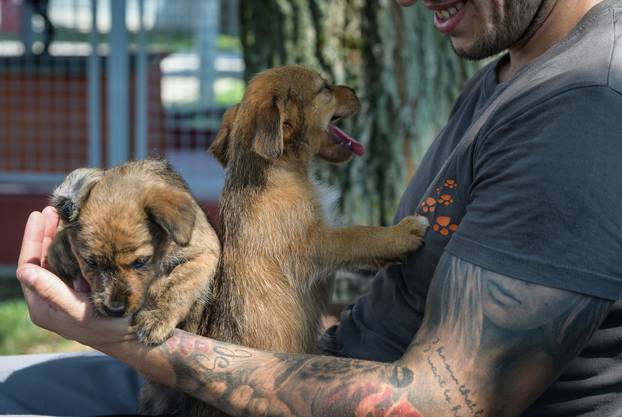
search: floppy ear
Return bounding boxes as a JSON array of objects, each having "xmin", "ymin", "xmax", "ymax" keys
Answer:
[
  {"xmin": 144, "ymin": 188, "xmax": 196, "ymax": 246},
  {"xmin": 209, "ymin": 105, "xmax": 239, "ymax": 166},
  {"xmin": 251, "ymin": 96, "xmax": 284, "ymax": 160},
  {"xmin": 51, "ymin": 167, "xmax": 104, "ymax": 223}
]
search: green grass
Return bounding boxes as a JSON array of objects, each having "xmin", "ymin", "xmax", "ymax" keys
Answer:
[
  {"xmin": 0, "ymin": 280, "xmax": 90, "ymax": 355},
  {"xmin": 0, "ymin": 32, "xmax": 242, "ymax": 54},
  {"xmin": 216, "ymin": 35, "xmax": 242, "ymax": 52}
]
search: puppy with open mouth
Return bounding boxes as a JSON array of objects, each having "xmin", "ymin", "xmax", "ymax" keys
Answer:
[{"xmin": 168, "ymin": 65, "xmax": 428, "ymax": 417}]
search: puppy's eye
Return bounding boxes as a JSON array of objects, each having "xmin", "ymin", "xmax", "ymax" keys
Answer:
[
  {"xmin": 130, "ymin": 256, "xmax": 151, "ymax": 269},
  {"xmin": 85, "ymin": 258, "xmax": 97, "ymax": 269}
]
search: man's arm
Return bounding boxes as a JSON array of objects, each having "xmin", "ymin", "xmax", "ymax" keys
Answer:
[
  {"xmin": 18, "ymin": 211, "xmax": 611, "ymax": 417},
  {"xmin": 111, "ymin": 253, "xmax": 610, "ymax": 417}
]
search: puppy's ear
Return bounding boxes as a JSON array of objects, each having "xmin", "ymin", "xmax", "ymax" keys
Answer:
[
  {"xmin": 251, "ymin": 96, "xmax": 283, "ymax": 160},
  {"xmin": 209, "ymin": 105, "xmax": 239, "ymax": 166},
  {"xmin": 145, "ymin": 188, "xmax": 196, "ymax": 246},
  {"xmin": 51, "ymin": 168, "xmax": 104, "ymax": 223}
]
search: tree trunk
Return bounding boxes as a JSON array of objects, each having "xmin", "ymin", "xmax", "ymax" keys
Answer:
[
  {"xmin": 239, "ymin": 0, "xmax": 362, "ymax": 82},
  {"xmin": 239, "ymin": 0, "xmax": 480, "ymax": 226}
]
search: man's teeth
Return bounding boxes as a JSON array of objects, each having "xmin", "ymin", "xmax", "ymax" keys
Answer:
[{"xmin": 435, "ymin": 1, "xmax": 464, "ymax": 21}]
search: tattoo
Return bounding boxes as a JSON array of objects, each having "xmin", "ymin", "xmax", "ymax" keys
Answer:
[
  {"xmin": 421, "ymin": 337, "xmax": 481, "ymax": 417},
  {"xmin": 389, "ymin": 365, "xmax": 414, "ymax": 388},
  {"xmin": 416, "ymin": 253, "xmax": 611, "ymax": 416},
  {"xmin": 162, "ymin": 331, "xmax": 423, "ymax": 417},
  {"xmin": 155, "ymin": 253, "xmax": 610, "ymax": 417},
  {"xmin": 320, "ymin": 379, "xmax": 431, "ymax": 417},
  {"xmin": 273, "ymin": 356, "xmax": 308, "ymax": 387},
  {"xmin": 436, "ymin": 347, "xmax": 459, "ymax": 386}
]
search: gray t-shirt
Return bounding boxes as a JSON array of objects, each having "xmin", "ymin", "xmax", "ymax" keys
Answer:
[{"xmin": 323, "ymin": 1, "xmax": 622, "ymax": 415}]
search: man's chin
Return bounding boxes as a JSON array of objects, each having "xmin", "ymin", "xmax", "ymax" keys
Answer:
[{"xmin": 450, "ymin": 38, "xmax": 501, "ymax": 61}]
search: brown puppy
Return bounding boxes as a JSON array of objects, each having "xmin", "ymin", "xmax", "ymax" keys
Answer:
[
  {"xmin": 48, "ymin": 160, "xmax": 221, "ymax": 415},
  {"xmin": 47, "ymin": 159, "xmax": 220, "ymax": 343},
  {"xmin": 171, "ymin": 65, "xmax": 427, "ymax": 417}
]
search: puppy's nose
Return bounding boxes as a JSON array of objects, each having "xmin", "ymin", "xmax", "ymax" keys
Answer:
[
  {"xmin": 103, "ymin": 301, "xmax": 127, "ymax": 317},
  {"xmin": 343, "ymin": 86, "xmax": 357, "ymax": 96}
]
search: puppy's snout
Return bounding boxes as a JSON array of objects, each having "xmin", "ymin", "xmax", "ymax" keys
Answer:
[
  {"xmin": 342, "ymin": 86, "xmax": 356, "ymax": 96},
  {"xmin": 103, "ymin": 300, "xmax": 127, "ymax": 317},
  {"xmin": 333, "ymin": 85, "xmax": 360, "ymax": 117},
  {"xmin": 103, "ymin": 287, "xmax": 129, "ymax": 317}
]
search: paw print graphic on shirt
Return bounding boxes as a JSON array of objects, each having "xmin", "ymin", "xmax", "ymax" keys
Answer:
[
  {"xmin": 417, "ymin": 178, "xmax": 460, "ymax": 237},
  {"xmin": 437, "ymin": 194, "xmax": 453, "ymax": 206},
  {"xmin": 420, "ymin": 197, "xmax": 437, "ymax": 214},
  {"xmin": 432, "ymin": 216, "xmax": 459, "ymax": 236}
]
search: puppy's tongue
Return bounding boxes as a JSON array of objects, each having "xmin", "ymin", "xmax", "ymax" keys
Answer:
[
  {"xmin": 73, "ymin": 276, "xmax": 91, "ymax": 294},
  {"xmin": 329, "ymin": 124, "xmax": 365, "ymax": 156}
]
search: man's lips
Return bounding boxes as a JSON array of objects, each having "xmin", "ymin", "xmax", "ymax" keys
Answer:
[
  {"xmin": 423, "ymin": 0, "xmax": 464, "ymax": 10},
  {"xmin": 329, "ymin": 124, "xmax": 365, "ymax": 156},
  {"xmin": 425, "ymin": 0, "xmax": 467, "ymax": 34}
]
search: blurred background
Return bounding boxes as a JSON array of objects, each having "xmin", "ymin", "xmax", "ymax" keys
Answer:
[{"xmin": 0, "ymin": 0, "xmax": 478, "ymax": 354}]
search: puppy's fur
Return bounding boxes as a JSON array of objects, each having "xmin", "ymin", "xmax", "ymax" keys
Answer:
[
  {"xmin": 168, "ymin": 65, "xmax": 427, "ymax": 417},
  {"xmin": 47, "ymin": 159, "xmax": 220, "ymax": 342},
  {"xmin": 48, "ymin": 160, "xmax": 221, "ymax": 415}
]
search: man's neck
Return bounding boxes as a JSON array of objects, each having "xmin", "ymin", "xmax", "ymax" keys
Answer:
[{"xmin": 498, "ymin": 0, "xmax": 604, "ymax": 82}]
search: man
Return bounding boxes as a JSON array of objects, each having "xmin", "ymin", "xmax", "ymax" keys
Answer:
[{"xmin": 11, "ymin": 0, "xmax": 622, "ymax": 416}]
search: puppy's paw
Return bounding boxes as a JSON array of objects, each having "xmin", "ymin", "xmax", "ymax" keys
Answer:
[
  {"xmin": 395, "ymin": 215, "xmax": 428, "ymax": 251},
  {"xmin": 132, "ymin": 309, "xmax": 176, "ymax": 345}
]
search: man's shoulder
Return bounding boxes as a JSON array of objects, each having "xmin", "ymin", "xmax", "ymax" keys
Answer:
[
  {"xmin": 560, "ymin": 0, "xmax": 622, "ymax": 92},
  {"xmin": 533, "ymin": 1, "xmax": 620, "ymax": 92},
  {"xmin": 607, "ymin": 2, "xmax": 622, "ymax": 94},
  {"xmin": 484, "ymin": 3, "xmax": 622, "ymax": 130}
]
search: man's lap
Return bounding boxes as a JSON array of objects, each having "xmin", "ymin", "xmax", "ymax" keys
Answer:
[{"xmin": 0, "ymin": 351, "xmax": 143, "ymax": 416}]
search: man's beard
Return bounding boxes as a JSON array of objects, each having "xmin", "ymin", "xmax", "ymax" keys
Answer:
[{"xmin": 453, "ymin": 0, "xmax": 556, "ymax": 60}]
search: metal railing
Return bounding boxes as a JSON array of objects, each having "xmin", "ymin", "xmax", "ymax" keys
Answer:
[{"xmin": 0, "ymin": 0, "xmax": 243, "ymax": 200}]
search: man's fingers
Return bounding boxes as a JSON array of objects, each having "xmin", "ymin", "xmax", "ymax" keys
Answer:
[
  {"xmin": 18, "ymin": 211, "xmax": 45, "ymax": 267},
  {"xmin": 16, "ymin": 212, "xmax": 135, "ymax": 347},
  {"xmin": 41, "ymin": 206, "xmax": 59, "ymax": 269},
  {"xmin": 17, "ymin": 264, "xmax": 133, "ymax": 346},
  {"xmin": 16, "ymin": 265, "xmax": 89, "ymax": 322}
]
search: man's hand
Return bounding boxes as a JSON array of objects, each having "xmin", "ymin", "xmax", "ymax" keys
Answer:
[{"xmin": 16, "ymin": 207, "xmax": 133, "ymax": 350}]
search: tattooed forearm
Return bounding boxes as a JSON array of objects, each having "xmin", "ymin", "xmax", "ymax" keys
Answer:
[
  {"xmin": 148, "ymin": 253, "xmax": 610, "ymax": 417},
  {"xmin": 158, "ymin": 330, "xmax": 429, "ymax": 417}
]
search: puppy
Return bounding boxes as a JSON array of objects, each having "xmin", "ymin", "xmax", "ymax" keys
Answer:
[
  {"xmin": 172, "ymin": 65, "xmax": 427, "ymax": 417},
  {"xmin": 47, "ymin": 160, "xmax": 221, "ymax": 415},
  {"xmin": 47, "ymin": 159, "xmax": 220, "ymax": 343}
]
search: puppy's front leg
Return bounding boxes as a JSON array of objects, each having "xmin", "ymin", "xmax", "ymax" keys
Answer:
[
  {"xmin": 318, "ymin": 215, "xmax": 428, "ymax": 269},
  {"xmin": 132, "ymin": 256, "xmax": 216, "ymax": 345}
]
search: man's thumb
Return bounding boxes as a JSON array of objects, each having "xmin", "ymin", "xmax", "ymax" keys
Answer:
[{"xmin": 17, "ymin": 264, "xmax": 88, "ymax": 319}]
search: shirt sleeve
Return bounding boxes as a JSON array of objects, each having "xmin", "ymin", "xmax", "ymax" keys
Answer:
[{"xmin": 445, "ymin": 86, "xmax": 622, "ymax": 300}]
